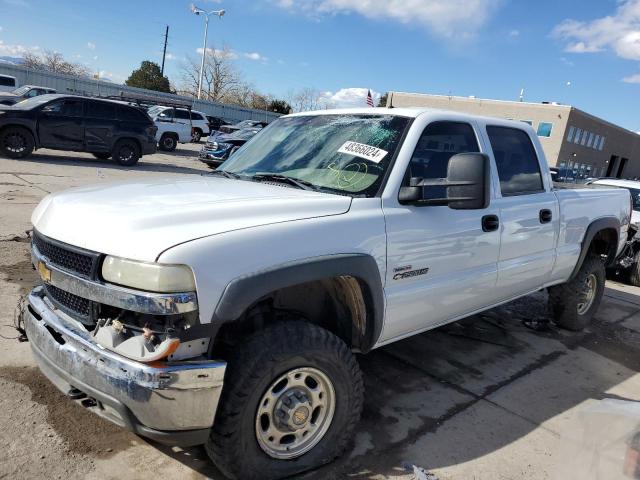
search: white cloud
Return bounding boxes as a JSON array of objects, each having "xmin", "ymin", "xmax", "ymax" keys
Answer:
[
  {"xmin": 274, "ymin": 0, "xmax": 501, "ymax": 38},
  {"xmin": 319, "ymin": 87, "xmax": 381, "ymax": 108},
  {"xmin": 196, "ymin": 47, "xmax": 238, "ymax": 60},
  {"xmin": 553, "ymin": 0, "xmax": 640, "ymax": 60},
  {"xmin": 92, "ymin": 55, "xmax": 98, "ymax": 61},
  {"xmin": 0, "ymin": 40, "xmax": 39, "ymax": 56},
  {"xmin": 87, "ymin": 42, "xmax": 96, "ymax": 50},
  {"xmin": 165, "ymin": 52, "xmax": 177, "ymax": 60},
  {"xmin": 623, "ymin": 73, "xmax": 640, "ymax": 83},
  {"xmin": 244, "ymin": 51, "xmax": 267, "ymax": 61},
  {"xmin": 508, "ymin": 29, "xmax": 520, "ymax": 37}
]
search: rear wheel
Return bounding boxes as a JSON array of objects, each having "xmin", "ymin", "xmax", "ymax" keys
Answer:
[
  {"xmin": 92, "ymin": 152, "xmax": 111, "ymax": 160},
  {"xmin": 0, "ymin": 126, "xmax": 34, "ymax": 159},
  {"xmin": 112, "ymin": 139, "xmax": 140, "ymax": 166},
  {"xmin": 159, "ymin": 133, "xmax": 177, "ymax": 152},
  {"xmin": 549, "ymin": 253, "xmax": 605, "ymax": 331},
  {"xmin": 629, "ymin": 250, "xmax": 640, "ymax": 287},
  {"xmin": 192, "ymin": 129, "xmax": 202, "ymax": 143},
  {"xmin": 206, "ymin": 321, "xmax": 363, "ymax": 480}
]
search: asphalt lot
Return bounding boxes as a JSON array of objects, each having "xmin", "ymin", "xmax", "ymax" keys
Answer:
[{"xmin": 2, "ymin": 144, "xmax": 640, "ymax": 480}]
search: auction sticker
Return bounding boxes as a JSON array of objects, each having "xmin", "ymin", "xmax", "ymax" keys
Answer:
[{"xmin": 338, "ymin": 141, "xmax": 388, "ymax": 163}]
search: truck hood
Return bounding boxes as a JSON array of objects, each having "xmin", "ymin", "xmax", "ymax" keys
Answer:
[{"xmin": 32, "ymin": 175, "xmax": 352, "ymax": 261}]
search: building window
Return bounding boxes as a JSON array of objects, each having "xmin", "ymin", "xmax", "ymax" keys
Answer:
[
  {"xmin": 599, "ymin": 136, "xmax": 606, "ymax": 151},
  {"xmin": 574, "ymin": 128, "xmax": 583, "ymax": 144},
  {"xmin": 537, "ymin": 122, "xmax": 553, "ymax": 137},
  {"xmin": 581, "ymin": 131, "xmax": 589, "ymax": 146},
  {"xmin": 587, "ymin": 132, "xmax": 595, "ymax": 148},
  {"xmin": 593, "ymin": 134, "xmax": 600, "ymax": 150},
  {"xmin": 567, "ymin": 126, "xmax": 575, "ymax": 142}
]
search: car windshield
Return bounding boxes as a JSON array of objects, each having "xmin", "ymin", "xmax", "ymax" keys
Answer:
[
  {"xmin": 228, "ymin": 129, "xmax": 259, "ymax": 141},
  {"xmin": 12, "ymin": 95, "xmax": 57, "ymax": 109},
  {"xmin": 219, "ymin": 114, "xmax": 411, "ymax": 197},
  {"xmin": 234, "ymin": 120, "xmax": 255, "ymax": 128},
  {"xmin": 11, "ymin": 86, "xmax": 31, "ymax": 96}
]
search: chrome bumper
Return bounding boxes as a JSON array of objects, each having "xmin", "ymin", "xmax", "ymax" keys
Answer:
[{"xmin": 24, "ymin": 286, "xmax": 226, "ymax": 446}]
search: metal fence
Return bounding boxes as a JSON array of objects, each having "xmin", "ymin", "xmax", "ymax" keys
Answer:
[{"xmin": 0, "ymin": 63, "xmax": 281, "ymax": 123}]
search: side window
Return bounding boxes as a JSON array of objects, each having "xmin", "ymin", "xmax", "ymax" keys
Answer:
[
  {"xmin": 0, "ymin": 77, "xmax": 15, "ymax": 87},
  {"xmin": 87, "ymin": 101, "xmax": 117, "ymax": 120},
  {"xmin": 174, "ymin": 109, "xmax": 191, "ymax": 120},
  {"xmin": 191, "ymin": 112, "xmax": 203, "ymax": 121},
  {"xmin": 24, "ymin": 89, "xmax": 38, "ymax": 98},
  {"xmin": 61, "ymin": 99, "xmax": 83, "ymax": 116},
  {"xmin": 157, "ymin": 109, "xmax": 173, "ymax": 120},
  {"xmin": 406, "ymin": 121, "xmax": 480, "ymax": 200},
  {"xmin": 486, "ymin": 126, "xmax": 544, "ymax": 196}
]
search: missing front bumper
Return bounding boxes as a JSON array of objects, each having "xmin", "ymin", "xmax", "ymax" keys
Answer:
[{"xmin": 24, "ymin": 286, "xmax": 226, "ymax": 446}]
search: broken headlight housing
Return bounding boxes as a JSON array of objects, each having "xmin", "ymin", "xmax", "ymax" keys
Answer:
[{"xmin": 101, "ymin": 256, "xmax": 196, "ymax": 293}]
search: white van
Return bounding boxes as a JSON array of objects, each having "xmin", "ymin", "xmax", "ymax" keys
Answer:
[{"xmin": 0, "ymin": 75, "xmax": 17, "ymax": 93}]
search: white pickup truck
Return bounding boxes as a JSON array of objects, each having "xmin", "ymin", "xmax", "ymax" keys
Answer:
[{"xmin": 21, "ymin": 108, "xmax": 631, "ymax": 479}]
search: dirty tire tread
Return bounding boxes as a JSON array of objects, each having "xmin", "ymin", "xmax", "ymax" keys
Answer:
[
  {"xmin": 205, "ymin": 321, "xmax": 363, "ymax": 480},
  {"xmin": 629, "ymin": 250, "xmax": 640, "ymax": 287},
  {"xmin": 549, "ymin": 253, "xmax": 605, "ymax": 331}
]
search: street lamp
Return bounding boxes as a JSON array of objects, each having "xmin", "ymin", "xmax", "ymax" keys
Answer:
[{"xmin": 190, "ymin": 4, "xmax": 225, "ymax": 100}]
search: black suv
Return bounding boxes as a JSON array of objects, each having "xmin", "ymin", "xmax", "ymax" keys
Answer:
[{"xmin": 0, "ymin": 94, "xmax": 157, "ymax": 166}]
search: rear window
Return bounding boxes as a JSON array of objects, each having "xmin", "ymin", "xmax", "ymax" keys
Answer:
[
  {"xmin": 0, "ymin": 76, "xmax": 16, "ymax": 87},
  {"xmin": 174, "ymin": 109, "xmax": 191, "ymax": 120},
  {"xmin": 118, "ymin": 106, "xmax": 149, "ymax": 122},
  {"xmin": 486, "ymin": 126, "xmax": 544, "ymax": 196},
  {"xmin": 191, "ymin": 112, "xmax": 204, "ymax": 121},
  {"xmin": 87, "ymin": 101, "xmax": 117, "ymax": 120}
]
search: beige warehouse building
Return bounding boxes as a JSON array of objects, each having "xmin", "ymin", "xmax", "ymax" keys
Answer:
[{"xmin": 387, "ymin": 91, "xmax": 640, "ymax": 180}]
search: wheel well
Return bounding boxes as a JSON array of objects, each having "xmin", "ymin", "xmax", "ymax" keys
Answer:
[
  {"xmin": 114, "ymin": 137, "xmax": 141, "ymax": 153},
  {"xmin": 160, "ymin": 132, "xmax": 178, "ymax": 140},
  {"xmin": 211, "ymin": 276, "xmax": 374, "ymax": 358},
  {"xmin": 0, "ymin": 124, "xmax": 35, "ymax": 140},
  {"xmin": 589, "ymin": 228, "xmax": 618, "ymax": 264}
]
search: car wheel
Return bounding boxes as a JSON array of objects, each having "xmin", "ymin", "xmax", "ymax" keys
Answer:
[
  {"xmin": 159, "ymin": 133, "xmax": 177, "ymax": 152},
  {"xmin": 549, "ymin": 253, "xmax": 605, "ymax": 331},
  {"xmin": 112, "ymin": 139, "xmax": 140, "ymax": 166},
  {"xmin": 629, "ymin": 249, "xmax": 640, "ymax": 287},
  {"xmin": 92, "ymin": 152, "xmax": 111, "ymax": 160},
  {"xmin": 0, "ymin": 126, "xmax": 34, "ymax": 159},
  {"xmin": 192, "ymin": 129, "xmax": 202, "ymax": 143},
  {"xmin": 206, "ymin": 321, "xmax": 363, "ymax": 480}
]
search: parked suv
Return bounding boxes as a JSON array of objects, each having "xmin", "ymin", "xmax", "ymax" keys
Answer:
[
  {"xmin": 148, "ymin": 106, "xmax": 210, "ymax": 142},
  {"xmin": 0, "ymin": 74, "xmax": 17, "ymax": 93},
  {"xmin": 0, "ymin": 94, "xmax": 157, "ymax": 165},
  {"xmin": 0, "ymin": 85, "xmax": 56, "ymax": 105},
  {"xmin": 198, "ymin": 128, "xmax": 260, "ymax": 169},
  {"xmin": 218, "ymin": 119, "xmax": 268, "ymax": 134}
]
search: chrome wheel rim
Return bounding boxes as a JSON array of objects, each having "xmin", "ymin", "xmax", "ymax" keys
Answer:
[
  {"xmin": 163, "ymin": 137, "xmax": 175, "ymax": 149},
  {"xmin": 577, "ymin": 273, "xmax": 597, "ymax": 315},
  {"xmin": 255, "ymin": 367, "xmax": 335, "ymax": 460},
  {"xmin": 119, "ymin": 146, "xmax": 133, "ymax": 162},
  {"xmin": 4, "ymin": 132, "xmax": 26, "ymax": 153}
]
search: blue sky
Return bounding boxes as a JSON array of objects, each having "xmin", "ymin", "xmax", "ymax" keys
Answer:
[{"xmin": 1, "ymin": 0, "xmax": 640, "ymax": 130}]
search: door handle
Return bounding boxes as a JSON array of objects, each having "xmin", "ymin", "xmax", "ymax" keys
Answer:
[
  {"xmin": 482, "ymin": 214, "xmax": 499, "ymax": 232},
  {"xmin": 539, "ymin": 209, "xmax": 552, "ymax": 224}
]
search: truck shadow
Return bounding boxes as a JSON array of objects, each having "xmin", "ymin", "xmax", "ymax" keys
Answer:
[{"xmin": 150, "ymin": 285, "xmax": 640, "ymax": 479}]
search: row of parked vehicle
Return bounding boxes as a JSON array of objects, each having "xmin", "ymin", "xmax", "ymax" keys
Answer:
[{"xmin": 0, "ymin": 90, "xmax": 272, "ymax": 166}]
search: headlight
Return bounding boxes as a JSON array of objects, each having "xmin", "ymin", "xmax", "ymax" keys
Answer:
[{"xmin": 102, "ymin": 256, "xmax": 196, "ymax": 293}]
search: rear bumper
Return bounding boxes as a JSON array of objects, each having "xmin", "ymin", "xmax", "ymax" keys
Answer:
[
  {"xmin": 24, "ymin": 286, "xmax": 226, "ymax": 446},
  {"xmin": 141, "ymin": 139, "xmax": 157, "ymax": 155}
]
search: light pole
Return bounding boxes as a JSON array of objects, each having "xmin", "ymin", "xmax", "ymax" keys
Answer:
[{"xmin": 190, "ymin": 4, "xmax": 225, "ymax": 100}]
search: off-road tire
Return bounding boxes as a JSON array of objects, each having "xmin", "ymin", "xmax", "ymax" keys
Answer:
[
  {"xmin": 192, "ymin": 129, "xmax": 202, "ymax": 143},
  {"xmin": 549, "ymin": 253, "xmax": 605, "ymax": 331},
  {"xmin": 159, "ymin": 133, "xmax": 178, "ymax": 152},
  {"xmin": 112, "ymin": 139, "xmax": 140, "ymax": 166},
  {"xmin": 205, "ymin": 321, "xmax": 363, "ymax": 480},
  {"xmin": 628, "ymin": 249, "xmax": 640, "ymax": 287},
  {"xmin": 0, "ymin": 126, "xmax": 34, "ymax": 159},
  {"xmin": 92, "ymin": 152, "xmax": 111, "ymax": 160}
]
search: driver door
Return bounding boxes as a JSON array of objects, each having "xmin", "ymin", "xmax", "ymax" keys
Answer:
[
  {"xmin": 38, "ymin": 98, "xmax": 85, "ymax": 150},
  {"xmin": 380, "ymin": 120, "xmax": 501, "ymax": 342}
]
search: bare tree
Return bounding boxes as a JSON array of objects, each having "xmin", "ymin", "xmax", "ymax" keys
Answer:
[
  {"xmin": 23, "ymin": 50, "xmax": 91, "ymax": 77},
  {"xmin": 289, "ymin": 87, "xmax": 324, "ymax": 112},
  {"xmin": 179, "ymin": 45, "xmax": 243, "ymax": 102}
]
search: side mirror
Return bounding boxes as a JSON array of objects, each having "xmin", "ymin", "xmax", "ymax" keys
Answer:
[{"xmin": 398, "ymin": 152, "xmax": 490, "ymax": 210}]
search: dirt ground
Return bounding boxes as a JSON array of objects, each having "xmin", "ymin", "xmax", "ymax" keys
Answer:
[{"xmin": 2, "ymin": 144, "xmax": 640, "ymax": 480}]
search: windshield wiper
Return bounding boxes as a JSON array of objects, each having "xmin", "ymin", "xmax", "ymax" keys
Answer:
[
  {"xmin": 209, "ymin": 170, "xmax": 244, "ymax": 180},
  {"xmin": 251, "ymin": 173, "xmax": 320, "ymax": 191}
]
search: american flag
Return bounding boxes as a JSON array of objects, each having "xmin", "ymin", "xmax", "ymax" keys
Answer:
[{"xmin": 366, "ymin": 89, "xmax": 375, "ymax": 107}]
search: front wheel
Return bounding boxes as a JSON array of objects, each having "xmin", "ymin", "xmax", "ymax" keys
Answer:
[
  {"xmin": 549, "ymin": 253, "xmax": 605, "ymax": 331},
  {"xmin": 158, "ymin": 133, "xmax": 177, "ymax": 152},
  {"xmin": 206, "ymin": 321, "xmax": 363, "ymax": 480},
  {"xmin": 628, "ymin": 249, "xmax": 640, "ymax": 287},
  {"xmin": 0, "ymin": 126, "xmax": 34, "ymax": 159},
  {"xmin": 192, "ymin": 129, "xmax": 202, "ymax": 143}
]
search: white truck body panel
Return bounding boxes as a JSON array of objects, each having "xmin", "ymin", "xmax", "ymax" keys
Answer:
[
  {"xmin": 154, "ymin": 121, "xmax": 192, "ymax": 143},
  {"xmin": 30, "ymin": 107, "xmax": 631, "ymax": 347}
]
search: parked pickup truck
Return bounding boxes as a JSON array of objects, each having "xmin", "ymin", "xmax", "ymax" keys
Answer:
[{"xmin": 21, "ymin": 108, "xmax": 631, "ymax": 479}]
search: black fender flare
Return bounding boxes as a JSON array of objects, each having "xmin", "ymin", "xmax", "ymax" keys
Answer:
[
  {"xmin": 0, "ymin": 121, "xmax": 38, "ymax": 147},
  {"xmin": 570, "ymin": 217, "xmax": 620, "ymax": 279},
  {"xmin": 212, "ymin": 254, "xmax": 385, "ymax": 352}
]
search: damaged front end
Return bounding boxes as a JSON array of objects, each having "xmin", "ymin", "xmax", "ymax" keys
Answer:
[{"xmin": 22, "ymin": 230, "xmax": 225, "ymax": 445}]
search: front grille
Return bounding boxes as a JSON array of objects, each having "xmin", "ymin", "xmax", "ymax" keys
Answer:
[
  {"xmin": 32, "ymin": 230, "xmax": 98, "ymax": 279},
  {"xmin": 44, "ymin": 284, "xmax": 92, "ymax": 322}
]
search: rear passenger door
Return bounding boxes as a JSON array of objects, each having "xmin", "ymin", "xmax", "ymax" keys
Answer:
[
  {"xmin": 486, "ymin": 126, "xmax": 559, "ymax": 299},
  {"xmin": 85, "ymin": 101, "xmax": 118, "ymax": 152}
]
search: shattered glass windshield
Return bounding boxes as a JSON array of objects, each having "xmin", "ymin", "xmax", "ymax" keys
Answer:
[{"xmin": 219, "ymin": 114, "xmax": 410, "ymax": 197}]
